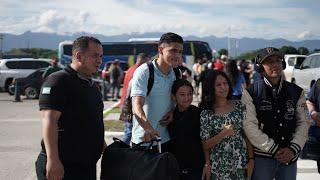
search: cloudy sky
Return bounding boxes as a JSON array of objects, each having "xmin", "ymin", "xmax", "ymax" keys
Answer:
[{"xmin": 1, "ymin": 0, "xmax": 319, "ymax": 40}]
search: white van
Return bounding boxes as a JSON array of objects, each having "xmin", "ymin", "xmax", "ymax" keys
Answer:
[
  {"xmin": 291, "ymin": 53, "xmax": 320, "ymax": 92},
  {"xmin": 0, "ymin": 58, "xmax": 52, "ymax": 92},
  {"xmin": 283, "ymin": 54, "xmax": 306, "ymax": 82}
]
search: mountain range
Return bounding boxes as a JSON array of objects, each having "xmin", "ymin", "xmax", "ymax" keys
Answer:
[{"xmin": 1, "ymin": 31, "xmax": 320, "ymax": 56}]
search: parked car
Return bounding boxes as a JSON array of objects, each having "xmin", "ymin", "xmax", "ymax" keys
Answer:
[
  {"xmin": 283, "ymin": 54, "xmax": 306, "ymax": 82},
  {"xmin": 8, "ymin": 68, "xmax": 47, "ymax": 99},
  {"xmin": 0, "ymin": 58, "xmax": 52, "ymax": 93},
  {"xmin": 291, "ymin": 53, "xmax": 320, "ymax": 92}
]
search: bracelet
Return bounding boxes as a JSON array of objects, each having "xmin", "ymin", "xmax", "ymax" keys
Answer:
[{"xmin": 248, "ymin": 157, "xmax": 255, "ymax": 160}]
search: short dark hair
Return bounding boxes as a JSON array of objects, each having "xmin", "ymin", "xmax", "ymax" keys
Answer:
[
  {"xmin": 199, "ymin": 71, "xmax": 233, "ymax": 110},
  {"xmin": 171, "ymin": 79, "xmax": 193, "ymax": 95},
  {"xmin": 72, "ymin": 36, "xmax": 102, "ymax": 54},
  {"xmin": 159, "ymin": 32, "xmax": 183, "ymax": 46}
]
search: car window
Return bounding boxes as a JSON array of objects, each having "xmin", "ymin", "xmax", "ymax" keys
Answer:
[
  {"xmin": 296, "ymin": 57, "xmax": 306, "ymax": 67},
  {"xmin": 301, "ymin": 56, "xmax": 312, "ymax": 69},
  {"xmin": 5, "ymin": 61, "xmax": 20, "ymax": 69},
  {"xmin": 310, "ymin": 55, "xmax": 320, "ymax": 68},
  {"xmin": 287, "ymin": 57, "xmax": 295, "ymax": 66},
  {"xmin": 33, "ymin": 61, "xmax": 51, "ymax": 69}
]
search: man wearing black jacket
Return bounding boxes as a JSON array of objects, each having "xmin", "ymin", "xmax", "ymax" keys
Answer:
[{"xmin": 242, "ymin": 47, "xmax": 308, "ymax": 180}]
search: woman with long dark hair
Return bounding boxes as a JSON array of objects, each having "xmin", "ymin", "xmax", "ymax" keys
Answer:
[
  {"xmin": 199, "ymin": 71, "xmax": 254, "ymax": 180},
  {"xmin": 225, "ymin": 60, "xmax": 246, "ymax": 99}
]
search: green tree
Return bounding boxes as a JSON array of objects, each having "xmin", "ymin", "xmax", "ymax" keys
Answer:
[
  {"xmin": 7, "ymin": 48, "xmax": 57, "ymax": 58},
  {"xmin": 279, "ymin": 46, "xmax": 298, "ymax": 54},
  {"xmin": 218, "ymin": 49, "xmax": 228, "ymax": 56},
  {"xmin": 297, "ymin": 47, "xmax": 309, "ymax": 55}
]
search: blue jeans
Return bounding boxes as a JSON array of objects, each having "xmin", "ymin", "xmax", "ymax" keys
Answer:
[
  {"xmin": 252, "ymin": 156, "xmax": 297, "ymax": 180},
  {"xmin": 122, "ymin": 121, "xmax": 132, "ymax": 145}
]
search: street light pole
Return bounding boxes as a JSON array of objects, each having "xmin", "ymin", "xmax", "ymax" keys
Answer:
[{"xmin": 0, "ymin": 33, "xmax": 4, "ymax": 59}]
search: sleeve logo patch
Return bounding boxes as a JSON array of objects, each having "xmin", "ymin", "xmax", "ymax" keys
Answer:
[{"xmin": 42, "ymin": 87, "xmax": 51, "ymax": 94}]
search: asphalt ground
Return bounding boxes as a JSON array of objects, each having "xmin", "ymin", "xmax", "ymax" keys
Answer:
[{"xmin": 0, "ymin": 92, "xmax": 319, "ymax": 179}]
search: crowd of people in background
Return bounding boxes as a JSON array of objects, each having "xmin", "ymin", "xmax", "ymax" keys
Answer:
[{"xmin": 36, "ymin": 33, "xmax": 320, "ymax": 180}]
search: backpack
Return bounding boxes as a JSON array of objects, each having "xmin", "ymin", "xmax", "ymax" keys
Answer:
[{"xmin": 119, "ymin": 61, "xmax": 181, "ymax": 122}]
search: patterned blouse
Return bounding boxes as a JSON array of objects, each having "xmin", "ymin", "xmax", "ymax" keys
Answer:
[{"xmin": 200, "ymin": 100, "xmax": 249, "ymax": 180}]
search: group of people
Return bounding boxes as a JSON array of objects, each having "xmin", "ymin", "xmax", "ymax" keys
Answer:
[
  {"xmin": 102, "ymin": 59, "xmax": 124, "ymax": 101},
  {"xmin": 35, "ymin": 32, "xmax": 318, "ymax": 180}
]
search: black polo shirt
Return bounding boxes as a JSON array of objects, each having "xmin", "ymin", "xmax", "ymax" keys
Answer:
[{"xmin": 39, "ymin": 65, "xmax": 104, "ymax": 165}]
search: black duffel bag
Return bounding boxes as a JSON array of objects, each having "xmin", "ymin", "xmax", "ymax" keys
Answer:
[{"xmin": 101, "ymin": 138, "xmax": 180, "ymax": 180}]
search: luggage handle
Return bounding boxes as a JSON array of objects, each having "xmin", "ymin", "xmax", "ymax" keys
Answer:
[{"xmin": 132, "ymin": 137, "xmax": 162, "ymax": 153}]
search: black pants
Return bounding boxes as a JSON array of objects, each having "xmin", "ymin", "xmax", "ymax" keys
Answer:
[{"xmin": 35, "ymin": 151, "xmax": 97, "ymax": 180}]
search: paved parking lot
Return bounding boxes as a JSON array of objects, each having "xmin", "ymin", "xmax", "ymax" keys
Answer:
[
  {"xmin": 0, "ymin": 93, "xmax": 121, "ymax": 179},
  {"xmin": 0, "ymin": 92, "xmax": 319, "ymax": 179}
]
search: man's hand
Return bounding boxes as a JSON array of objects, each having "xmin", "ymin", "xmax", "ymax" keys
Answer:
[
  {"xmin": 275, "ymin": 148, "xmax": 295, "ymax": 164},
  {"xmin": 159, "ymin": 110, "xmax": 174, "ymax": 126},
  {"xmin": 144, "ymin": 126, "xmax": 160, "ymax": 142},
  {"xmin": 245, "ymin": 159, "xmax": 255, "ymax": 179},
  {"xmin": 46, "ymin": 157, "xmax": 64, "ymax": 180}
]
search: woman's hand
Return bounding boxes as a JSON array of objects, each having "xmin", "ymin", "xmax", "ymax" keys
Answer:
[
  {"xmin": 201, "ymin": 163, "xmax": 211, "ymax": 180},
  {"xmin": 221, "ymin": 122, "xmax": 235, "ymax": 138},
  {"xmin": 245, "ymin": 159, "xmax": 255, "ymax": 179}
]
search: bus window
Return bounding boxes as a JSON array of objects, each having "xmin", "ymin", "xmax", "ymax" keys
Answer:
[
  {"xmin": 183, "ymin": 43, "xmax": 192, "ymax": 55},
  {"xmin": 135, "ymin": 43, "xmax": 158, "ymax": 56},
  {"xmin": 194, "ymin": 42, "xmax": 212, "ymax": 60},
  {"xmin": 63, "ymin": 45, "xmax": 73, "ymax": 56},
  {"xmin": 103, "ymin": 44, "xmax": 134, "ymax": 55}
]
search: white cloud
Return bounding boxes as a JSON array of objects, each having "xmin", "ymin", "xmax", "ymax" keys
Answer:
[
  {"xmin": 0, "ymin": 0, "xmax": 319, "ymax": 40},
  {"xmin": 297, "ymin": 30, "xmax": 314, "ymax": 39},
  {"xmin": 77, "ymin": 11, "xmax": 90, "ymax": 25}
]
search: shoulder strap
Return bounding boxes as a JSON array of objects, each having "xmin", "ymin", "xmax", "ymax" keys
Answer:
[
  {"xmin": 146, "ymin": 62, "xmax": 181, "ymax": 96},
  {"xmin": 173, "ymin": 68, "xmax": 182, "ymax": 79},
  {"xmin": 147, "ymin": 62, "xmax": 154, "ymax": 96}
]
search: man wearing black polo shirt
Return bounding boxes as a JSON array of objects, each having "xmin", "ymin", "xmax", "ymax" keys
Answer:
[{"xmin": 35, "ymin": 36, "xmax": 106, "ymax": 180}]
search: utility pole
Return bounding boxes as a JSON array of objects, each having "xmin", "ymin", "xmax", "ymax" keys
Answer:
[
  {"xmin": 227, "ymin": 27, "xmax": 230, "ymax": 58},
  {"xmin": 235, "ymin": 40, "xmax": 238, "ymax": 57},
  {"xmin": 0, "ymin": 33, "xmax": 4, "ymax": 59}
]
